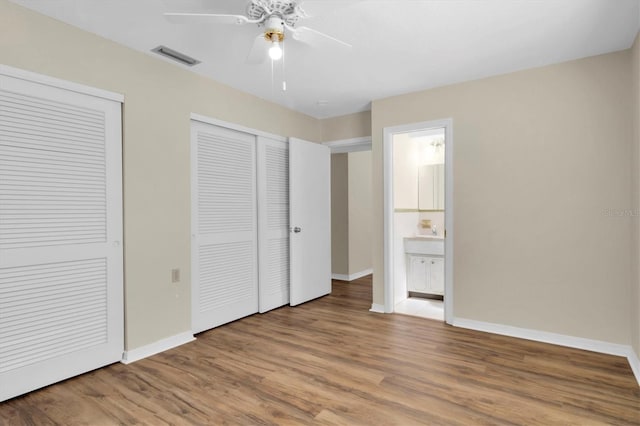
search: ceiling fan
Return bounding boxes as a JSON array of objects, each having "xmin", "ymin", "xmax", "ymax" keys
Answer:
[{"xmin": 164, "ymin": 0, "xmax": 352, "ymax": 63}]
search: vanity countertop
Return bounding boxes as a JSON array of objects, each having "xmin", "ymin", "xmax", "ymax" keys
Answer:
[
  {"xmin": 404, "ymin": 235, "xmax": 444, "ymax": 241},
  {"xmin": 403, "ymin": 236, "xmax": 444, "ymax": 255}
]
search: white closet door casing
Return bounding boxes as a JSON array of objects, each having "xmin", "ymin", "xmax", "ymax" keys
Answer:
[
  {"xmin": 191, "ymin": 121, "xmax": 258, "ymax": 333},
  {"xmin": 257, "ymin": 136, "xmax": 289, "ymax": 313},
  {"xmin": 289, "ymin": 138, "xmax": 331, "ymax": 306},
  {"xmin": 0, "ymin": 74, "xmax": 123, "ymax": 402}
]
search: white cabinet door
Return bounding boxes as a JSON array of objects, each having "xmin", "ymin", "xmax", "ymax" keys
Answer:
[
  {"xmin": 428, "ymin": 257, "xmax": 445, "ymax": 295},
  {"xmin": 289, "ymin": 138, "xmax": 331, "ymax": 306},
  {"xmin": 0, "ymin": 73, "xmax": 123, "ymax": 402},
  {"xmin": 407, "ymin": 255, "xmax": 444, "ymax": 295},
  {"xmin": 191, "ymin": 122, "xmax": 258, "ymax": 333},
  {"xmin": 407, "ymin": 255, "xmax": 429, "ymax": 292},
  {"xmin": 257, "ymin": 136, "xmax": 289, "ymax": 313}
]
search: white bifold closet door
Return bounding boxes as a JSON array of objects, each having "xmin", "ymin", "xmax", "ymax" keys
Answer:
[
  {"xmin": 0, "ymin": 71, "xmax": 123, "ymax": 401},
  {"xmin": 257, "ymin": 136, "xmax": 289, "ymax": 313},
  {"xmin": 191, "ymin": 121, "xmax": 259, "ymax": 333},
  {"xmin": 191, "ymin": 121, "xmax": 290, "ymax": 330}
]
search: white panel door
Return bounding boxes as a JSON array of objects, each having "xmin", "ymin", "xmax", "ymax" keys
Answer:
[
  {"xmin": 257, "ymin": 136, "xmax": 289, "ymax": 313},
  {"xmin": 289, "ymin": 138, "xmax": 331, "ymax": 306},
  {"xmin": 191, "ymin": 121, "xmax": 258, "ymax": 333},
  {"xmin": 0, "ymin": 73, "xmax": 123, "ymax": 401}
]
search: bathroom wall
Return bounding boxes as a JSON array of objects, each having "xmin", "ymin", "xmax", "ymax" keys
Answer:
[
  {"xmin": 419, "ymin": 212, "xmax": 445, "ymax": 237},
  {"xmin": 393, "ymin": 212, "xmax": 420, "ymax": 303},
  {"xmin": 393, "ymin": 133, "xmax": 420, "ymax": 209}
]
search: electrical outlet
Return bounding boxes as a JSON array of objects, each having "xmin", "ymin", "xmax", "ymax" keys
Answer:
[{"xmin": 171, "ymin": 268, "xmax": 180, "ymax": 283}]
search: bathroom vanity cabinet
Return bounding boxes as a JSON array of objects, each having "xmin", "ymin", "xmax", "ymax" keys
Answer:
[
  {"xmin": 404, "ymin": 236, "xmax": 445, "ymax": 296},
  {"xmin": 407, "ymin": 254, "xmax": 444, "ymax": 295}
]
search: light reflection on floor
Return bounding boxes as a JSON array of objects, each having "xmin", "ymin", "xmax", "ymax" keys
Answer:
[{"xmin": 394, "ymin": 297, "xmax": 444, "ymax": 321}]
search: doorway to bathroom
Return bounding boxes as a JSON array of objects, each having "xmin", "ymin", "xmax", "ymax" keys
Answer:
[{"xmin": 383, "ymin": 119, "xmax": 453, "ymax": 323}]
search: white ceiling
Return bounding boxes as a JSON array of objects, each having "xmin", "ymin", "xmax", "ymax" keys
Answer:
[{"xmin": 10, "ymin": 0, "xmax": 640, "ymax": 118}]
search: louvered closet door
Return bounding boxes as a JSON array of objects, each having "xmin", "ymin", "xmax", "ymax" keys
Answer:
[
  {"xmin": 257, "ymin": 136, "xmax": 289, "ymax": 313},
  {"xmin": 191, "ymin": 121, "xmax": 258, "ymax": 333},
  {"xmin": 0, "ymin": 73, "xmax": 123, "ymax": 401}
]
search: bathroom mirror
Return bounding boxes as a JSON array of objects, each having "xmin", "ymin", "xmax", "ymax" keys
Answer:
[{"xmin": 418, "ymin": 164, "xmax": 444, "ymax": 210}]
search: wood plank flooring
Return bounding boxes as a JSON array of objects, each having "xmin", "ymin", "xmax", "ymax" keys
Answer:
[{"xmin": 1, "ymin": 275, "xmax": 639, "ymax": 425}]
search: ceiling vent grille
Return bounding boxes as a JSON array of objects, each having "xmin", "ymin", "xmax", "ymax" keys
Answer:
[{"xmin": 151, "ymin": 45, "xmax": 201, "ymax": 66}]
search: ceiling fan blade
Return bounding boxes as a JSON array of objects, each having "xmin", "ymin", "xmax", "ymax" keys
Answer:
[
  {"xmin": 164, "ymin": 12, "xmax": 263, "ymax": 25},
  {"xmin": 246, "ymin": 34, "xmax": 268, "ymax": 64},
  {"xmin": 287, "ymin": 25, "xmax": 352, "ymax": 49}
]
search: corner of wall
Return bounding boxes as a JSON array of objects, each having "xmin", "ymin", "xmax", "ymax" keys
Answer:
[
  {"xmin": 631, "ymin": 30, "xmax": 640, "ymax": 362},
  {"xmin": 320, "ymin": 110, "xmax": 372, "ymax": 142}
]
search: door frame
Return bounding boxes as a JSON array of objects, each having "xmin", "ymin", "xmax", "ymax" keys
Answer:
[
  {"xmin": 190, "ymin": 114, "xmax": 287, "ymax": 142},
  {"xmin": 382, "ymin": 118, "xmax": 454, "ymax": 324}
]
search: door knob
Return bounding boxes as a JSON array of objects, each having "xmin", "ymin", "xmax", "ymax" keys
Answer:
[{"xmin": 293, "ymin": 227, "xmax": 302, "ymax": 233}]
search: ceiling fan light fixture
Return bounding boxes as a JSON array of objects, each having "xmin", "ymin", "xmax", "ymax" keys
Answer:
[
  {"xmin": 268, "ymin": 32, "xmax": 283, "ymax": 60},
  {"xmin": 269, "ymin": 41, "xmax": 283, "ymax": 60}
]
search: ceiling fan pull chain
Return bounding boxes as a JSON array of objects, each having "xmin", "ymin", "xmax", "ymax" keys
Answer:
[
  {"xmin": 282, "ymin": 41, "xmax": 286, "ymax": 92},
  {"xmin": 271, "ymin": 57, "xmax": 275, "ymax": 97}
]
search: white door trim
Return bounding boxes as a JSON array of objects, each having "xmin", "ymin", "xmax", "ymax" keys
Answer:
[
  {"xmin": 322, "ymin": 136, "xmax": 372, "ymax": 153},
  {"xmin": 382, "ymin": 119, "xmax": 454, "ymax": 324},
  {"xmin": 0, "ymin": 64, "xmax": 124, "ymax": 102},
  {"xmin": 190, "ymin": 113, "xmax": 287, "ymax": 143}
]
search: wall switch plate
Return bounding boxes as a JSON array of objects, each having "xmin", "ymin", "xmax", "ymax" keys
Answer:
[{"xmin": 171, "ymin": 268, "xmax": 180, "ymax": 283}]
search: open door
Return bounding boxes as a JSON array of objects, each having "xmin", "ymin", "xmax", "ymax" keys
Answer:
[{"xmin": 289, "ymin": 138, "xmax": 331, "ymax": 306}]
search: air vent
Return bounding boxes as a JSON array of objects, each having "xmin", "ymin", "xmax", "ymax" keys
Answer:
[{"xmin": 151, "ymin": 45, "xmax": 201, "ymax": 66}]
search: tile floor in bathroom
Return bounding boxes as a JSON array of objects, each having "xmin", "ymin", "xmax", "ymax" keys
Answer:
[{"xmin": 394, "ymin": 297, "xmax": 444, "ymax": 321}]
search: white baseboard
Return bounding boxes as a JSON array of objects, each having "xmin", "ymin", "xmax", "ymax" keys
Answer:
[
  {"xmin": 628, "ymin": 348, "xmax": 640, "ymax": 387},
  {"xmin": 453, "ymin": 317, "xmax": 639, "ymax": 387},
  {"xmin": 121, "ymin": 331, "xmax": 195, "ymax": 364},
  {"xmin": 332, "ymin": 273, "xmax": 350, "ymax": 281},
  {"xmin": 369, "ymin": 303, "xmax": 385, "ymax": 313},
  {"xmin": 332, "ymin": 268, "xmax": 373, "ymax": 282}
]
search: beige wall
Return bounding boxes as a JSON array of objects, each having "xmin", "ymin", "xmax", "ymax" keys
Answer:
[
  {"xmin": 0, "ymin": 0, "xmax": 322, "ymax": 350},
  {"xmin": 331, "ymin": 151, "xmax": 373, "ymax": 277},
  {"xmin": 324, "ymin": 110, "xmax": 372, "ymax": 277},
  {"xmin": 632, "ymin": 32, "xmax": 640, "ymax": 359},
  {"xmin": 321, "ymin": 111, "xmax": 372, "ymax": 141},
  {"xmin": 331, "ymin": 154, "xmax": 350, "ymax": 275},
  {"xmin": 348, "ymin": 151, "xmax": 372, "ymax": 274},
  {"xmin": 372, "ymin": 50, "xmax": 633, "ymax": 344},
  {"xmin": 4, "ymin": 0, "xmax": 636, "ymax": 357}
]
